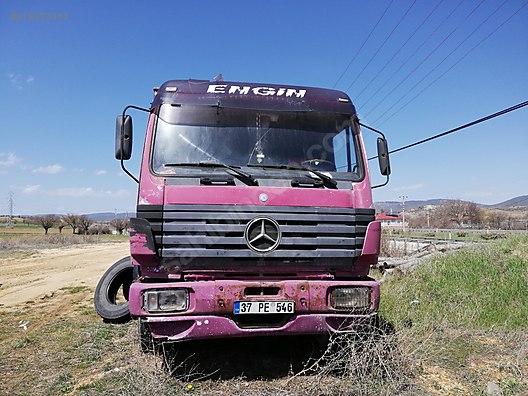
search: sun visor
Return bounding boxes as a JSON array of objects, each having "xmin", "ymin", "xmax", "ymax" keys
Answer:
[{"xmin": 151, "ymin": 80, "xmax": 357, "ymax": 115}]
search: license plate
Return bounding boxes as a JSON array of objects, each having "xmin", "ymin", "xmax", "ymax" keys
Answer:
[{"xmin": 234, "ymin": 300, "xmax": 295, "ymax": 314}]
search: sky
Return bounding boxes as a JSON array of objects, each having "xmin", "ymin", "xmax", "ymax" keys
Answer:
[{"xmin": 0, "ymin": 0, "xmax": 527, "ymax": 215}]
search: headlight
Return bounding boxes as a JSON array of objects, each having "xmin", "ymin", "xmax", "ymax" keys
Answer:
[
  {"xmin": 330, "ymin": 287, "xmax": 371, "ymax": 310},
  {"xmin": 143, "ymin": 289, "xmax": 189, "ymax": 312}
]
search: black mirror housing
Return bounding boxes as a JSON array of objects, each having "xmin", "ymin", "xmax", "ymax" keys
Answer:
[
  {"xmin": 115, "ymin": 115, "xmax": 133, "ymax": 160},
  {"xmin": 377, "ymin": 137, "xmax": 391, "ymax": 176}
]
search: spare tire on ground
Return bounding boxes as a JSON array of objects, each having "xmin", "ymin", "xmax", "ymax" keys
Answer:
[{"xmin": 94, "ymin": 256, "xmax": 133, "ymax": 323}]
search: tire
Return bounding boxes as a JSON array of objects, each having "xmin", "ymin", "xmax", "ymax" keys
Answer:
[{"xmin": 94, "ymin": 256, "xmax": 133, "ymax": 323}]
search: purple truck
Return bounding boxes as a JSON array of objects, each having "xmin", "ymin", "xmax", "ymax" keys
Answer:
[{"xmin": 104, "ymin": 79, "xmax": 390, "ymax": 348}]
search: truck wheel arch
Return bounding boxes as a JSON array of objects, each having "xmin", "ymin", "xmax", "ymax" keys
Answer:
[{"xmin": 94, "ymin": 256, "xmax": 133, "ymax": 323}]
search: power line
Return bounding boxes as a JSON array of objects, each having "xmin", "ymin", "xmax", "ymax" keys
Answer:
[
  {"xmin": 366, "ymin": 100, "xmax": 528, "ymax": 160},
  {"xmin": 364, "ymin": 0, "xmax": 485, "ymax": 118},
  {"xmin": 333, "ymin": 0, "xmax": 394, "ymax": 89},
  {"xmin": 372, "ymin": 0, "xmax": 510, "ymax": 125},
  {"xmin": 359, "ymin": 0, "xmax": 466, "ymax": 109},
  {"xmin": 389, "ymin": 100, "xmax": 528, "ymax": 155},
  {"xmin": 345, "ymin": 0, "xmax": 418, "ymax": 93},
  {"xmin": 376, "ymin": 0, "xmax": 528, "ymax": 126},
  {"xmin": 354, "ymin": 0, "xmax": 445, "ymax": 101}
]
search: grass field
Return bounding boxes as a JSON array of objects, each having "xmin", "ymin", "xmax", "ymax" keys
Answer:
[
  {"xmin": 0, "ymin": 224, "xmax": 127, "ymax": 255},
  {"xmin": 0, "ymin": 235, "xmax": 526, "ymax": 395},
  {"xmin": 379, "ymin": 234, "xmax": 528, "ymax": 394},
  {"xmin": 0, "ymin": 223, "xmax": 127, "ymax": 237},
  {"xmin": 381, "ymin": 235, "xmax": 528, "ymax": 330}
]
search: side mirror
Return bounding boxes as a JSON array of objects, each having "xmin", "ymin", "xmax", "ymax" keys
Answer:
[
  {"xmin": 377, "ymin": 137, "xmax": 391, "ymax": 176},
  {"xmin": 115, "ymin": 115, "xmax": 133, "ymax": 160}
]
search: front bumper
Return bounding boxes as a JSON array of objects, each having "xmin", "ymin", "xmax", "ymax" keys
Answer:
[
  {"xmin": 145, "ymin": 313, "xmax": 377, "ymax": 341},
  {"xmin": 129, "ymin": 279, "xmax": 379, "ymax": 341}
]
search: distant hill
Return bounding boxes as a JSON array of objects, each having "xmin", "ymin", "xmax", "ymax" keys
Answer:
[
  {"xmin": 10, "ymin": 212, "xmax": 131, "ymax": 221},
  {"xmin": 13, "ymin": 195, "xmax": 528, "ymax": 219},
  {"xmin": 87, "ymin": 212, "xmax": 130, "ymax": 222},
  {"xmin": 482, "ymin": 195, "xmax": 528, "ymax": 209},
  {"xmin": 374, "ymin": 199, "xmax": 447, "ymax": 214},
  {"xmin": 375, "ymin": 195, "xmax": 528, "ymax": 213}
]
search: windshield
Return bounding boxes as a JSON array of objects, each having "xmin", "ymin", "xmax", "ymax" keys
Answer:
[{"xmin": 151, "ymin": 104, "xmax": 364, "ymax": 180}]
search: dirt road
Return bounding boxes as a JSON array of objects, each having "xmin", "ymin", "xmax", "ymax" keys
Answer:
[{"xmin": 0, "ymin": 242, "xmax": 129, "ymax": 308}]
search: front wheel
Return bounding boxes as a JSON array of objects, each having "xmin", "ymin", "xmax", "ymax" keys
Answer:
[{"xmin": 94, "ymin": 256, "xmax": 133, "ymax": 323}]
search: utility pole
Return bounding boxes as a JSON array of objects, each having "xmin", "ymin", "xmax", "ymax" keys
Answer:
[{"xmin": 399, "ymin": 195, "xmax": 408, "ymax": 233}]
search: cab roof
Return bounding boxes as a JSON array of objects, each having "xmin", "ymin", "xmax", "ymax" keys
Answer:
[{"xmin": 151, "ymin": 79, "xmax": 357, "ymax": 115}]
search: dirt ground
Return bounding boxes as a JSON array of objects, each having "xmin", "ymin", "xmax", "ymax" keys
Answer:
[
  {"xmin": 0, "ymin": 241, "xmax": 525, "ymax": 395},
  {"xmin": 0, "ymin": 242, "xmax": 130, "ymax": 308}
]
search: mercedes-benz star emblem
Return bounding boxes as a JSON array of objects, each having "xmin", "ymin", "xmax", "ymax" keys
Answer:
[{"xmin": 244, "ymin": 217, "xmax": 281, "ymax": 253}]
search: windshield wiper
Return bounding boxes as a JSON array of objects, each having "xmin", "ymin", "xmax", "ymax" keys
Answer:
[
  {"xmin": 247, "ymin": 164, "xmax": 337, "ymax": 189},
  {"xmin": 163, "ymin": 161, "xmax": 259, "ymax": 186}
]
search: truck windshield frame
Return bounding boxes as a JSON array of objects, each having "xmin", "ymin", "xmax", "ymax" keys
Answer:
[{"xmin": 150, "ymin": 104, "xmax": 365, "ymax": 182}]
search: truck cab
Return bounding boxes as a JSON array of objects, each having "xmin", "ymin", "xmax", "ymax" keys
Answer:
[{"xmin": 116, "ymin": 79, "xmax": 389, "ymax": 343}]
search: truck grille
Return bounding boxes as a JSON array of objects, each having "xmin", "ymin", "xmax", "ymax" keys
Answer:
[{"xmin": 137, "ymin": 205, "xmax": 374, "ymax": 259}]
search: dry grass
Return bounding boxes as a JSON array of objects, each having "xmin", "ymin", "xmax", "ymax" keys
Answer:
[
  {"xmin": 0, "ymin": 288, "xmax": 423, "ymax": 395},
  {"xmin": 1, "ymin": 235, "xmax": 526, "ymax": 395},
  {"xmin": 89, "ymin": 319, "xmax": 424, "ymax": 396},
  {"xmin": 379, "ymin": 232, "xmax": 407, "ymax": 257},
  {"xmin": 278, "ymin": 319, "xmax": 420, "ymax": 395},
  {"xmin": 2, "ymin": 287, "xmax": 526, "ymax": 395},
  {"xmin": 0, "ymin": 234, "xmax": 124, "ymax": 253}
]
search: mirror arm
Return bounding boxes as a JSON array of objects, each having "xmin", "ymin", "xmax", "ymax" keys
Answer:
[
  {"xmin": 372, "ymin": 174, "xmax": 390, "ymax": 189},
  {"xmin": 359, "ymin": 121, "xmax": 387, "ymax": 143},
  {"xmin": 120, "ymin": 155, "xmax": 139, "ymax": 184},
  {"xmin": 120, "ymin": 105, "xmax": 151, "ymax": 184},
  {"xmin": 359, "ymin": 122, "xmax": 390, "ymax": 189}
]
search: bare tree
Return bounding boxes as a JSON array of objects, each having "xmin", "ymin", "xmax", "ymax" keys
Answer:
[
  {"xmin": 33, "ymin": 215, "xmax": 58, "ymax": 234},
  {"xmin": 110, "ymin": 218, "xmax": 130, "ymax": 235},
  {"xmin": 437, "ymin": 200, "xmax": 482, "ymax": 228},
  {"xmin": 77, "ymin": 215, "xmax": 94, "ymax": 235},
  {"xmin": 486, "ymin": 211, "xmax": 507, "ymax": 230},
  {"xmin": 406, "ymin": 212, "xmax": 428, "ymax": 228},
  {"xmin": 442, "ymin": 200, "xmax": 466, "ymax": 227},
  {"xmin": 463, "ymin": 202, "xmax": 482, "ymax": 228},
  {"xmin": 63, "ymin": 213, "xmax": 80, "ymax": 234},
  {"xmin": 57, "ymin": 218, "xmax": 67, "ymax": 234}
]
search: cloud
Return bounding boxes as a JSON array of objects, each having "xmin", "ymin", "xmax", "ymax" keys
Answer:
[
  {"xmin": 55, "ymin": 187, "xmax": 96, "ymax": 197},
  {"xmin": 95, "ymin": 169, "xmax": 107, "ymax": 176},
  {"xmin": 22, "ymin": 185, "xmax": 41, "ymax": 194},
  {"xmin": 53, "ymin": 187, "xmax": 131, "ymax": 198},
  {"xmin": 7, "ymin": 73, "xmax": 35, "ymax": 90},
  {"xmin": 13, "ymin": 185, "xmax": 131, "ymax": 200},
  {"xmin": 32, "ymin": 164, "xmax": 64, "ymax": 174},
  {"xmin": 0, "ymin": 152, "xmax": 18, "ymax": 167},
  {"xmin": 391, "ymin": 183, "xmax": 424, "ymax": 192},
  {"xmin": 461, "ymin": 191, "xmax": 494, "ymax": 201}
]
